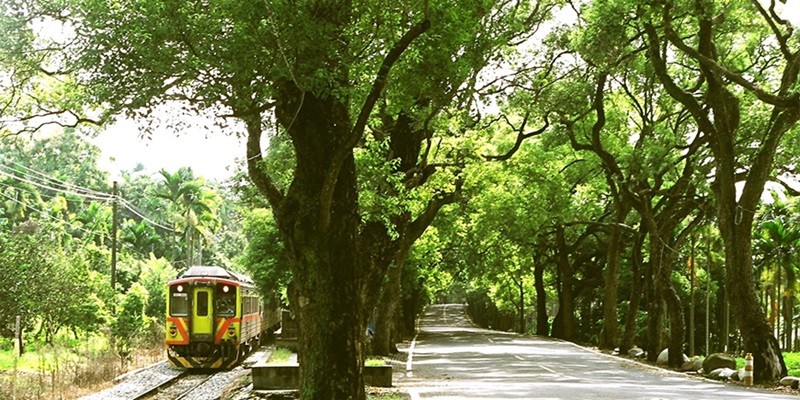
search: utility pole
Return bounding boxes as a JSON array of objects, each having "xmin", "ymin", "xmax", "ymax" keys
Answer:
[
  {"xmin": 111, "ymin": 181, "xmax": 118, "ymax": 290},
  {"xmin": 14, "ymin": 315, "xmax": 21, "ymax": 357},
  {"xmin": 706, "ymin": 239, "xmax": 712, "ymax": 354},
  {"xmin": 689, "ymin": 234, "xmax": 695, "ymax": 357}
]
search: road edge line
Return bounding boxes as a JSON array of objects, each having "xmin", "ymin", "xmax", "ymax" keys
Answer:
[{"xmin": 406, "ymin": 332, "xmax": 418, "ymax": 374}]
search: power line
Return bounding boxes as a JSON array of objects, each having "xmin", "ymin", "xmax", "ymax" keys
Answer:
[
  {"xmin": 0, "ymin": 167, "xmax": 114, "ymax": 202},
  {"xmin": 4, "ymin": 159, "xmax": 112, "ymax": 199},
  {"xmin": 118, "ymin": 198, "xmax": 177, "ymax": 233},
  {"xmin": 0, "ymin": 190, "xmax": 100, "ymax": 237},
  {"xmin": 0, "ymin": 162, "xmax": 176, "ymax": 233}
]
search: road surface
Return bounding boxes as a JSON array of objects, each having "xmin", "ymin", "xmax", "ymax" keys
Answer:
[{"xmin": 396, "ymin": 304, "xmax": 797, "ymax": 400}]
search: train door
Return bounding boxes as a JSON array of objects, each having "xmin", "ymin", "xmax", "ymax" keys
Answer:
[{"xmin": 192, "ymin": 287, "xmax": 214, "ymax": 341}]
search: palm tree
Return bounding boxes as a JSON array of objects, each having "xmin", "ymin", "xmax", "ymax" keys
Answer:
[
  {"xmin": 74, "ymin": 201, "xmax": 111, "ymax": 245},
  {"xmin": 754, "ymin": 197, "xmax": 800, "ymax": 351},
  {"xmin": 121, "ymin": 219, "xmax": 161, "ymax": 258},
  {"xmin": 155, "ymin": 168, "xmax": 220, "ymax": 267},
  {"xmin": 0, "ymin": 180, "xmax": 44, "ymax": 228}
]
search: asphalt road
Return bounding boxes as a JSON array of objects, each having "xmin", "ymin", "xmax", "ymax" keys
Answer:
[{"xmin": 395, "ymin": 304, "xmax": 798, "ymax": 400}]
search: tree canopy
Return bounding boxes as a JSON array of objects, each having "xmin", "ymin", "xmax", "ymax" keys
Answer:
[{"xmin": 3, "ymin": 0, "xmax": 800, "ymax": 396}]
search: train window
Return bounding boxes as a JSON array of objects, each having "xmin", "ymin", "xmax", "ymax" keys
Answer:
[
  {"xmin": 217, "ymin": 286, "xmax": 236, "ymax": 317},
  {"xmin": 197, "ymin": 291, "xmax": 209, "ymax": 317},
  {"xmin": 170, "ymin": 290, "xmax": 189, "ymax": 317}
]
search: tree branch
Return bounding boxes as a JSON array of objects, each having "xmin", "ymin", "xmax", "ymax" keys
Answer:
[
  {"xmin": 643, "ymin": 22, "xmax": 717, "ymax": 137},
  {"xmin": 663, "ymin": 21, "xmax": 799, "ymax": 108},
  {"xmin": 318, "ymin": 17, "xmax": 431, "ymax": 232},
  {"xmin": 484, "ymin": 113, "xmax": 549, "ymax": 161},
  {"xmin": 244, "ymin": 114, "xmax": 284, "ymax": 210},
  {"xmin": 405, "ymin": 174, "xmax": 463, "ymax": 246}
]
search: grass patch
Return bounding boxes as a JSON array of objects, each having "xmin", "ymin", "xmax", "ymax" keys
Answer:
[
  {"xmin": 0, "ymin": 330, "xmax": 163, "ymax": 400},
  {"xmin": 267, "ymin": 347, "xmax": 294, "ymax": 364},
  {"xmin": 365, "ymin": 357, "xmax": 386, "ymax": 367},
  {"xmin": 733, "ymin": 352, "xmax": 800, "ymax": 376},
  {"xmin": 784, "ymin": 352, "xmax": 800, "ymax": 377},
  {"xmin": 0, "ymin": 334, "xmax": 109, "ymax": 372},
  {"xmin": 367, "ymin": 389, "xmax": 408, "ymax": 400}
]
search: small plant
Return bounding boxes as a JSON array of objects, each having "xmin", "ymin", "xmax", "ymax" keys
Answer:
[
  {"xmin": 267, "ymin": 347, "xmax": 294, "ymax": 364},
  {"xmin": 367, "ymin": 395, "xmax": 406, "ymax": 400},
  {"xmin": 365, "ymin": 357, "xmax": 386, "ymax": 367}
]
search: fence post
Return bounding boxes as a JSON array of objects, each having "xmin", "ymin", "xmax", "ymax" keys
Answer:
[
  {"xmin": 13, "ymin": 315, "xmax": 20, "ymax": 399},
  {"xmin": 14, "ymin": 315, "xmax": 21, "ymax": 357},
  {"xmin": 743, "ymin": 353, "xmax": 754, "ymax": 386}
]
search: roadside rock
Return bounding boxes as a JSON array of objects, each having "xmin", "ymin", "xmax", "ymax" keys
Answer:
[
  {"xmin": 702, "ymin": 353, "xmax": 736, "ymax": 373},
  {"xmin": 707, "ymin": 367, "xmax": 737, "ymax": 381},
  {"xmin": 628, "ymin": 347, "xmax": 645, "ymax": 358},
  {"xmin": 680, "ymin": 357, "xmax": 703, "ymax": 372},
  {"xmin": 780, "ymin": 376, "xmax": 800, "ymax": 389},
  {"xmin": 731, "ymin": 368, "xmax": 742, "ymax": 381},
  {"xmin": 656, "ymin": 349, "xmax": 689, "ymax": 366}
]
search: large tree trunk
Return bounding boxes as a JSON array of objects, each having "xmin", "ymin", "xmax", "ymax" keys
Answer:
[
  {"xmin": 554, "ymin": 225, "xmax": 575, "ymax": 341},
  {"xmin": 369, "ymin": 109, "xmax": 459, "ymax": 355},
  {"xmin": 534, "ymin": 261, "xmax": 549, "ymax": 336},
  {"xmin": 599, "ymin": 201, "xmax": 630, "ymax": 349},
  {"xmin": 644, "ymin": 264, "xmax": 663, "ymax": 363},
  {"xmin": 662, "ymin": 263, "xmax": 686, "ymax": 368},
  {"xmin": 270, "ymin": 88, "xmax": 366, "ymax": 400},
  {"xmin": 720, "ymin": 207, "xmax": 787, "ymax": 382},
  {"xmin": 620, "ymin": 227, "xmax": 646, "ymax": 354},
  {"xmin": 372, "ymin": 261, "xmax": 403, "ymax": 355},
  {"xmin": 643, "ymin": 2, "xmax": 800, "ymax": 381}
]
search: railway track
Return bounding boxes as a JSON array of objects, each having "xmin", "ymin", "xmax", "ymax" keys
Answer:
[
  {"xmin": 79, "ymin": 348, "xmax": 270, "ymax": 400},
  {"xmin": 139, "ymin": 371, "xmax": 215, "ymax": 400},
  {"xmin": 79, "ymin": 362, "xmax": 186, "ymax": 400}
]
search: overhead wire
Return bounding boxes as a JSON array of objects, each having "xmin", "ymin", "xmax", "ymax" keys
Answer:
[
  {"xmin": 118, "ymin": 198, "xmax": 177, "ymax": 233},
  {"xmin": 0, "ymin": 190, "xmax": 101, "ymax": 237},
  {"xmin": 0, "ymin": 167, "xmax": 114, "ymax": 202},
  {"xmin": 0, "ymin": 161, "xmax": 177, "ymax": 233},
  {"xmin": 5, "ymin": 159, "xmax": 113, "ymax": 199}
]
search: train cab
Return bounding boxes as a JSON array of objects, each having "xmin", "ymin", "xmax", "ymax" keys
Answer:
[{"xmin": 165, "ymin": 266, "xmax": 264, "ymax": 369}]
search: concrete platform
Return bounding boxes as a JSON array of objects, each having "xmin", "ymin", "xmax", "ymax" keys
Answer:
[{"xmin": 251, "ymin": 352, "xmax": 392, "ymax": 389}]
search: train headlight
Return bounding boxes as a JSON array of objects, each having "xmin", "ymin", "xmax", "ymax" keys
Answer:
[
  {"xmin": 177, "ymin": 285, "xmax": 184, "ymax": 293},
  {"xmin": 227, "ymin": 326, "xmax": 236, "ymax": 337},
  {"xmin": 222, "ymin": 285, "xmax": 229, "ymax": 293}
]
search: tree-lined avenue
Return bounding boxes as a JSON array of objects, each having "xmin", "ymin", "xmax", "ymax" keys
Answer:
[{"xmin": 399, "ymin": 304, "xmax": 796, "ymax": 399}]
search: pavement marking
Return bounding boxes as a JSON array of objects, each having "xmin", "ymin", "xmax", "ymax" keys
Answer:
[
  {"xmin": 514, "ymin": 355, "xmax": 524, "ymax": 361},
  {"xmin": 540, "ymin": 365, "xmax": 557, "ymax": 373},
  {"xmin": 409, "ymin": 388, "xmax": 422, "ymax": 400},
  {"xmin": 407, "ymin": 332, "xmax": 419, "ymax": 373}
]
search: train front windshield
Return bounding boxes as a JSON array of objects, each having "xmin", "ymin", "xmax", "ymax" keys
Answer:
[
  {"xmin": 170, "ymin": 285, "xmax": 189, "ymax": 316},
  {"xmin": 217, "ymin": 284, "xmax": 236, "ymax": 317}
]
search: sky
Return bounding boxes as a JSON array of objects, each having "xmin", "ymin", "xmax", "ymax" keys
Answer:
[
  {"xmin": 89, "ymin": 1, "xmax": 800, "ymax": 183},
  {"xmin": 91, "ymin": 118, "xmax": 246, "ymax": 183}
]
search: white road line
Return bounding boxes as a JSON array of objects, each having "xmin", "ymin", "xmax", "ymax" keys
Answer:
[
  {"xmin": 407, "ymin": 332, "xmax": 419, "ymax": 373},
  {"xmin": 409, "ymin": 388, "xmax": 422, "ymax": 400},
  {"xmin": 515, "ymin": 355, "xmax": 524, "ymax": 361},
  {"xmin": 540, "ymin": 365, "xmax": 557, "ymax": 373}
]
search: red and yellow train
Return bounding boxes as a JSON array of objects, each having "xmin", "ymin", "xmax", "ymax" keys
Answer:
[{"xmin": 165, "ymin": 266, "xmax": 279, "ymax": 369}]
